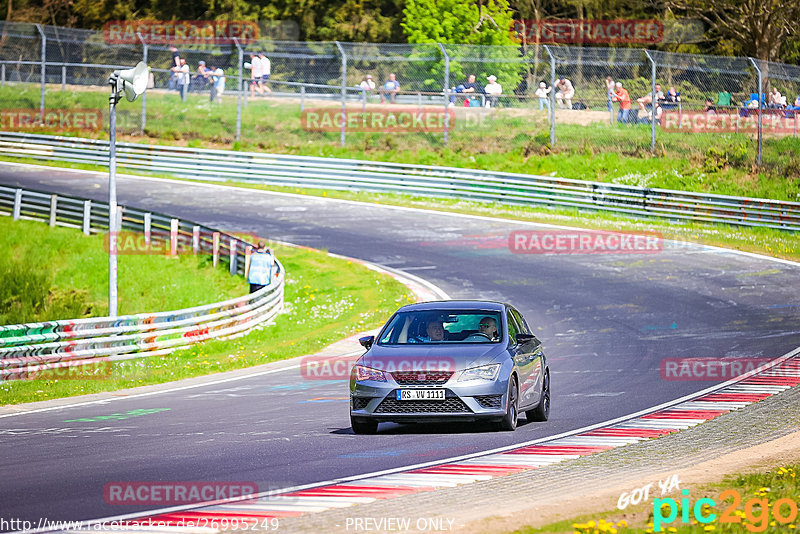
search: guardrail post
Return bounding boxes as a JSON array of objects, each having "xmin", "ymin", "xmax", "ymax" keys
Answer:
[
  {"xmin": 49, "ymin": 194, "xmax": 57, "ymax": 227},
  {"xmin": 82, "ymin": 200, "xmax": 91, "ymax": 235},
  {"xmin": 213, "ymin": 232, "xmax": 220, "ymax": 267},
  {"xmin": 644, "ymin": 50, "xmax": 657, "ymax": 153},
  {"xmin": 233, "ymin": 37, "xmax": 243, "ymax": 142},
  {"xmin": 335, "ymin": 41, "xmax": 346, "ymax": 148},
  {"xmin": 300, "ymin": 86, "xmax": 305, "ymax": 112},
  {"xmin": 1, "ymin": 64, "xmax": 5, "ymax": 86},
  {"xmin": 192, "ymin": 225, "xmax": 200, "ymax": 254},
  {"xmin": 61, "ymin": 65, "xmax": 66, "ymax": 91},
  {"xmin": 13, "ymin": 189, "xmax": 22, "ymax": 220},
  {"xmin": 143, "ymin": 212, "xmax": 151, "ymax": 245},
  {"xmin": 35, "ymin": 24, "xmax": 46, "ymax": 119},
  {"xmin": 229, "ymin": 237, "xmax": 238, "ymax": 275},
  {"xmin": 137, "ymin": 33, "xmax": 148, "ymax": 135},
  {"xmin": 748, "ymin": 58, "xmax": 763, "ymax": 166},
  {"xmin": 439, "ymin": 43, "xmax": 450, "ymax": 147},
  {"xmin": 170, "ymin": 218, "xmax": 178, "ymax": 256},
  {"xmin": 544, "ymin": 45, "xmax": 556, "ymax": 146}
]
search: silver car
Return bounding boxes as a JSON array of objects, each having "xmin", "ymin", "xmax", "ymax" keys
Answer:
[{"xmin": 349, "ymin": 300, "xmax": 550, "ymax": 434}]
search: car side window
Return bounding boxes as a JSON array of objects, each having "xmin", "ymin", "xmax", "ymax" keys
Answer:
[
  {"xmin": 511, "ymin": 308, "xmax": 531, "ymax": 335},
  {"xmin": 506, "ymin": 310, "xmax": 519, "ymax": 344}
]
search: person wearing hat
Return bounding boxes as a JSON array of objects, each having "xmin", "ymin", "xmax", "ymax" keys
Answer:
[
  {"xmin": 535, "ymin": 81, "xmax": 552, "ymax": 110},
  {"xmin": 612, "ymin": 81, "xmax": 632, "ymax": 123},
  {"xmin": 359, "ymin": 74, "xmax": 376, "ymax": 101},
  {"xmin": 555, "ymin": 77, "xmax": 575, "ymax": 109},
  {"xmin": 485, "ymin": 74, "xmax": 502, "ymax": 108}
]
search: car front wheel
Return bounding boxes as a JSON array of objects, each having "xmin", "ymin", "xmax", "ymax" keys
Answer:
[
  {"xmin": 497, "ymin": 376, "xmax": 518, "ymax": 431},
  {"xmin": 351, "ymin": 416, "xmax": 378, "ymax": 435}
]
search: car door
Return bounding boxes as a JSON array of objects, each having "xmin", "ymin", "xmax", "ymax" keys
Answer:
[
  {"xmin": 507, "ymin": 308, "xmax": 536, "ymax": 405},
  {"xmin": 511, "ymin": 307, "xmax": 544, "ymax": 408}
]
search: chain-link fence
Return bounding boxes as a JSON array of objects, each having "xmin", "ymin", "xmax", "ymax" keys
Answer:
[{"xmin": 1, "ymin": 21, "xmax": 798, "ymax": 166}]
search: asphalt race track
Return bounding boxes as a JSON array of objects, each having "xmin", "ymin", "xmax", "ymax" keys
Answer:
[{"xmin": 2, "ymin": 162, "xmax": 799, "ymax": 526}]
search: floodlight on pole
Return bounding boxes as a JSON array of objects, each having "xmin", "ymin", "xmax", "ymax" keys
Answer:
[{"xmin": 107, "ymin": 61, "xmax": 149, "ymax": 317}]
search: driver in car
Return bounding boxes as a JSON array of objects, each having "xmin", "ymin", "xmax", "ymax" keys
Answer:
[
  {"xmin": 410, "ymin": 319, "xmax": 446, "ymax": 342},
  {"xmin": 478, "ymin": 316, "xmax": 498, "ymax": 340}
]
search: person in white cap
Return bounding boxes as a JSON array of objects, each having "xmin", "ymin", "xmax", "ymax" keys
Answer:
[
  {"xmin": 359, "ymin": 74, "xmax": 375, "ymax": 101},
  {"xmin": 485, "ymin": 74, "xmax": 502, "ymax": 107},
  {"xmin": 535, "ymin": 81, "xmax": 552, "ymax": 110}
]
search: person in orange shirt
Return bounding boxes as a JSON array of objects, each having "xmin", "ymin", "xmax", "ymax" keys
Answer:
[{"xmin": 612, "ymin": 82, "xmax": 632, "ymax": 124}]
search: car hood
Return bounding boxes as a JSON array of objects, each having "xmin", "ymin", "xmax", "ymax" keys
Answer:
[{"xmin": 358, "ymin": 343, "xmax": 507, "ymax": 373}]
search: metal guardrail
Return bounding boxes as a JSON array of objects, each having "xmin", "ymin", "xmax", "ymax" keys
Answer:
[
  {"xmin": 0, "ymin": 184, "xmax": 285, "ymax": 379},
  {"xmin": 1, "ymin": 131, "xmax": 799, "ymax": 231}
]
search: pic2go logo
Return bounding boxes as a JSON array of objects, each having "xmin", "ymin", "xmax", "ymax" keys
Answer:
[{"xmin": 654, "ymin": 489, "xmax": 800, "ymax": 532}]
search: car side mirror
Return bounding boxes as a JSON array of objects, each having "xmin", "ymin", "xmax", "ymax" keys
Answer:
[
  {"xmin": 359, "ymin": 335, "xmax": 375, "ymax": 350},
  {"xmin": 515, "ymin": 333, "xmax": 536, "ymax": 345}
]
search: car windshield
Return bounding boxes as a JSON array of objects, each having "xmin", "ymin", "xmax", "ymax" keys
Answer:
[{"xmin": 377, "ymin": 310, "xmax": 503, "ymax": 345}]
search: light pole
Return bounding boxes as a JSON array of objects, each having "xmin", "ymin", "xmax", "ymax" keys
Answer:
[{"xmin": 107, "ymin": 61, "xmax": 149, "ymax": 317}]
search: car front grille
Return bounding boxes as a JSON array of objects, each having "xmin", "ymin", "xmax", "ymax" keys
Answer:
[
  {"xmin": 374, "ymin": 397, "xmax": 472, "ymax": 414},
  {"xmin": 392, "ymin": 370, "xmax": 453, "ymax": 385},
  {"xmin": 474, "ymin": 394, "xmax": 502, "ymax": 409},
  {"xmin": 351, "ymin": 397, "xmax": 372, "ymax": 410}
]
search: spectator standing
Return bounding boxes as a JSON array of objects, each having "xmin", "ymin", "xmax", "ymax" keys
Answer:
[
  {"xmin": 535, "ymin": 81, "xmax": 551, "ymax": 110},
  {"xmin": 209, "ymin": 66, "xmax": 225, "ymax": 103},
  {"xmin": 258, "ymin": 52, "xmax": 273, "ymax": 95},
  {"xmin": 637, "ymin": 83, "xmax": 664, "ymax": 112},
  {"xmin": 247, "ymin": 52, "xmax": 263, "ymax": 97},
  {"xmin": 172, "ymin": 58, "xmax": 190, "ymax": 101},
  {"xmin": 484, "ymin": 75, "xmax": 502, "ymax": 107},
  {"xmin": 247, "ymin": 242, "xmax": 274, "ymax": 293},
  {"xmin": 555, "ymin": 78, "xmax": 574, "ymax": 109},
  {"xmin": 605, "ymin": 76, "xmax": 615, "ymax": 112},
  {"xmin": 381, "ymin": 73, "xmax": 400, "ymax": 104},
  {"xmin": 612, "ymin": 82, "xmax": 631, "ymax": 123},
  {"xmin": 168, "ymin": 46, "xmax": 181, "ymax": 91}
]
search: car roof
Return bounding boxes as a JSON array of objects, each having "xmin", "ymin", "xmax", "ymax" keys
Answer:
[{"xmin": 396, "ymin": 300, "xmax": 508, "ymax": 313}]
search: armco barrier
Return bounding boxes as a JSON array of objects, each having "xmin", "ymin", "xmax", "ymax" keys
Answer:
[
  {"xmin": 0, "ymin": 185, "xmax": 285, "ymax": 379},
  {"xmin": 1, "ymin": 131, "xmax": 799, "ymax": 231}
]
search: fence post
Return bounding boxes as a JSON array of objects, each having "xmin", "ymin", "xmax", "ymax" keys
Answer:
[
  {"xmin": 137, "ymin": 33, "xmax": 148, "ymax": 135},
  {"xmin": 192, "ymin": 225, "xmax": 200, "ymax": 254},
  {"xmin": 300, "ymin": 86, "xmax": 305, "ymax": 112},
  {"xmin": 229, "ymin": 237, "xmax": 238, "ymax": 275},
  {"xmin": 234, "ymin": 38, "xmax": 243, "ymax": 143},
  {"xmin": 35, "ymin": 24, "xmax": 46, "ymax": 119},
  {"xmin": 13, "ymin": 189, "xmax": 22, "ymax": 220},
  {"xmin": 244, "ymin": 245, "xmax": 253, "ymax": 278},
  {"xmin": 439, "ymin": 43, "xmax": 450, "ymax": 147},
  {"xmin": 544, "ymin": 45, "xmax": 556, "ymax": 146},
  {"xmin": 335, "ymin": 41, "xmax": 347, "ymax": 148},
  {"xmin": 170, "ymin": 218, "xmax": 178, "ymax": 256},
  {"xmin": 143, "ymin": 212, "xmax": 151, "ymax": 245},
  {"xmin": 1, "ymin": 64, "xmax": 5, "ymax": 86},
  {"xmin": 61, "ymin": 65, "xmax": 66, "ymax": 91},
  {"xmin": 83, "ymin": 200, "xmax": 91, "ymax": 235},
  {"xmin": 749, "ymin": 58, "xmax": 763, "ymax": 167},
  {"xmin": 644, "ymin": 50, "xmax": 656, "ymax": 153},
  {"xmin": 49, "ymin": 194, "xmax": 57, "ymax": 227},
  {"xmin": 213, "ymin": 232, "xmax": 220, "ymax": 267}
]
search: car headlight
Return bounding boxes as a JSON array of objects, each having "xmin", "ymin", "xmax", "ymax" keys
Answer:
[
  {"xmin": 459, "ymin": 363, "xmax": 501, "ymax": 381},
  {"xmin": 354, "ymin": 365, "xmax": 387, "ymax": 382}
]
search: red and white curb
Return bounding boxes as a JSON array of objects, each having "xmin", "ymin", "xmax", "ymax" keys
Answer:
[{"xmin": 62, "ymin": 351, "xmax": 800, "ymax": 533}]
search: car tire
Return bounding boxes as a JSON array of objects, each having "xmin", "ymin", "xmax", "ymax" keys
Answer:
[
  {"xmin": 526, "ymin": 370, "xmax": 550, "ymax": 422},
  {"xmin": 496, "ymin": 376, "xmax": 518, "ymax": 431},
  {"xmin": 351, "ymin": 416, "xmax": 378, "ymax": 435}
]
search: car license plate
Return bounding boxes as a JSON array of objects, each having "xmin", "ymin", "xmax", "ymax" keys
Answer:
[{"xmin": 396, "ymin": 389, "xmax": 446, "ymax": 401}]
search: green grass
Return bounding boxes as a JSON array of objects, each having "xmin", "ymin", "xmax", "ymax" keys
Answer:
[
  {"xmin": 0, "ymin": 216, "xmax": 247, "ymax": 323},
  {"xmin": 0, "ymin": 231, "xmax": 413, "ymax": 405},
  {"xmin": 514, "ymin": 465, "xmax": 800, "ymax": 534},
  {"xmin": 2, "ymin": 83, "xmax": 799, "ymax": 201}
]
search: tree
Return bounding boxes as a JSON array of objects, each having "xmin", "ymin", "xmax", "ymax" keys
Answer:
[{"xmin": 659, "ymin": 0, "xmax": 800, "ymax": 62}]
